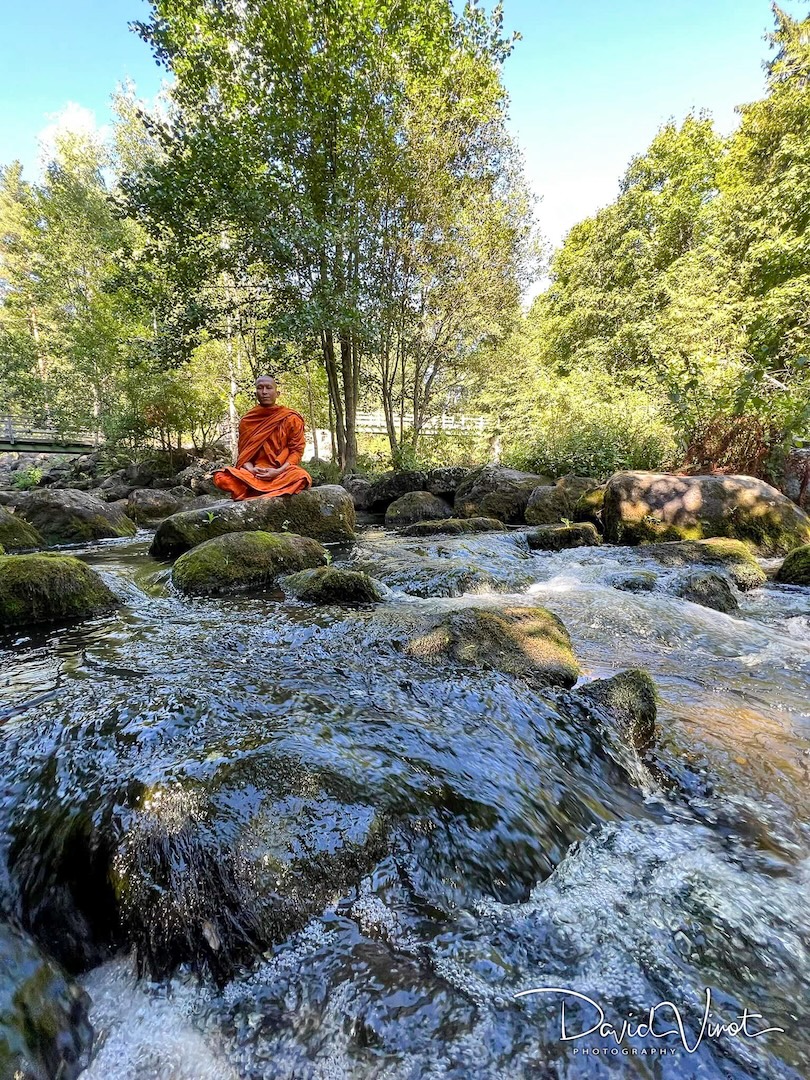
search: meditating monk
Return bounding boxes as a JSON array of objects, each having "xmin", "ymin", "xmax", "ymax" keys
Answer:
[{"xmin": 212, "ymin": 376, "xmax": 313, "ymax": 501}]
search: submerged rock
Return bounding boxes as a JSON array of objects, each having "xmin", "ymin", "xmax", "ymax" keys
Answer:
[
  {"xmin": 385, "ymin": 491, "xmax": 452, "ymax": 527},
  {"xmin": 0, "ymin": 554, "xmax": 119, "ymax": 627},
  {"xmin": 454, "ymin": 465, "xmax": 552, "ymax": 524},
  {"xmin": 172, "ymin": 532, "xmax": 326, "ymax": 596},
  {"xmin": 607, "ymin": 570, "xmax": 657, "ymax": 593},
  {"xmin": 526, "ymin": 522, "xmax": 602, "ymax": 551},
  {"xmin": 282, "ymin": 566, "xmax": 385, "ymax": 603},
  {"xmin": 15, "ymin": 489, "xmax": 137, "ymax": 547},
  {"xmin": 775, "ymin": 544, "xmax": 810, "ymax": 586},
  {"xmin": 673, "ymin": 571, "xmax": 739, "ymax": 614},
  {"xmin": 406, "ymin": 605, "xmax": 580, "ymax": 688},
  {"xmin": 0, "ymin": 922, "xmax": 92, "ymax": 1080},
  {"xmin": 0, "ymin": 504, "xmax": 43, "ymax": 552},
  {"xmin": 151, "ymin": 485, "xmax": 355, "ymax": 559},
  {"xmin": 638, "ymin": 537, "xmax": 766, "ymax": 591},
  {"xmin": 576, "ymin": 669, "xmax": 657, "ymax": 750},
  {"xmin": 603, "ymin": 470, "xmax": 810, "ymax": 554},
  {"xmin": 399, "ymin": 516, "xmax": 506, "ymax": 537}
]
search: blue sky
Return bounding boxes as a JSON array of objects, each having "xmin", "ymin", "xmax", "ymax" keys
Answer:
[{"xmin": 0, "ymin": 0, "xmax": 803, "ymax": 250}]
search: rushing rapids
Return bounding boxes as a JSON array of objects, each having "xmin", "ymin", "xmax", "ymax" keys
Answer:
[{"xmin": 1, "ymin": 525, "xmax": 809, "ymax": 1078}]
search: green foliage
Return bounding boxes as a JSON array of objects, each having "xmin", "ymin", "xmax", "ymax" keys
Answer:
[{"xmin": 11, "ymin": 466, "xmax": 42, "ymax": 491}]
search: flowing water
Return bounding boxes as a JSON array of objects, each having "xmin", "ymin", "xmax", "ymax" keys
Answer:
[{"xmin": 1, "ymin": 526, "xmax": 809, "ymax": 1078}]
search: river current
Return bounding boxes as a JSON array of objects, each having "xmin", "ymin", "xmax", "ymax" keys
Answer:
[{"xmin": 1, "ymin": 526, "xmax": 808, "ymax": 1079}]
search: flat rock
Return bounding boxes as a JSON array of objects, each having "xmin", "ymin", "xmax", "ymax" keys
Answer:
[
  {"xmin": 526, "ymin": 522, "xmax": 602, "ymax": 551},
  {"xmin": 399, "ymin": 516, "xmax": 506, "ymax": 537},
  {"xmin": 638, "ymin": 538, "xmax": 766, "ymax": 591},
  {"xmin": 172, "ymin": 531, "xmax": 327, "ymax": 596},
  {"xmin": 150, "ymin": 484, "xmax": 356, "ymax": 559}
]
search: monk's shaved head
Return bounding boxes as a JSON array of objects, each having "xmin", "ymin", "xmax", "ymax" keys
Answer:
[
  {"xmin": 255, "ymin": 374, "xmax": 277, "ymax": 385},
  {"xmin": 255, "ymin": 375, "xmax": 280, "ymax": 407}
]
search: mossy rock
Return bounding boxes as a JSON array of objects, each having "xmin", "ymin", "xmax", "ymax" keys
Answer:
[
  {"xmin": 399, "ymin": 516, "xmax": 506, "ymax": 538},
  {"xmin": 775, "ymin": 544, "xmax": 810, "ymax": 586},
  {"xmin": 455, "ymin": 466, "xmax": 552, "ymax": 524},
  {"xmin": 575, "ymin": 669, "xmax": 657, "ymax": 751},
  {"xmin": 151, "ymin": 484, "xmax": 355, "ymax": 560},
  {"xmin": 385, "ymin": 491, "xmax": 452, "ymax": 527},
  {"xmin": 639, "ymin": 538, "xmax": 765, "ymax": 591},
  {"xmin": 406, "ymin": 605, "xmax": 580, "ymax": 688},
  {"xmin": 15, "ymin": 489, "xmax": 136, "ymax": 547},
  {"xmin": 673, "ymin": 571, "xmax": 739, "ymax": 614},
  {"xmin": 607, "ymin": 570, "xmax": 657, "ymax": 593},
  {"xmin": 282, "ymin": 566, "xmax": 385, "ymax": 604},
  {"xmin": 172, "ymin": 531, "xmax": 327, "ymax": 596},
  {"xmin": 0, "ymin": 505, "xmax": 43, "ymax": 552},
  {"xmin": 0, "ymin": 554, "xmax": 119, "ymax": 627},
  {"xmin": 603, "ymin": 470, "xmax": 810, "ymax": 555},
  {"xmin": 572, "ymin": 486, "xmax": 606, "ymax": 529},
  {"xmin": 0, "ymin": 922, "xmax": 92, "ymax": 1080},
  {"xmin": 526, "ymin": 523, "xmax": 602, "ymax": 551}
]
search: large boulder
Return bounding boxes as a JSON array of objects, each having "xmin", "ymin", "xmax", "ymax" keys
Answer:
[
  {"xmin": 0, "ymin": 505, "xmax": 43, "ymax": 552},
  {"xmin": 454, "ymin": 466, "xmax": 552, "ymax": 524},
  {"xmin": 385, "ymin": 491, "xmax": 452, "ymax": 528},
  {"xmin": 282, "ymin": 566, "xmax": 386, "ymax": 604},
  {"xmin": 366, "ymin": 470, "xmax": 429, "ymax": 512},
  {"xmin": 406, "ymin": 605, "xmax": 580, "ymax": 688},
  {"xmin": 172, "ymin": 531, "xmax": 327, "ymax": 596},
  {"xmin": 0, "ymin": 922, "xmax": 92, "ymax": 1080},
  {"xmin": 572, "ymin": 485, "xmax": 606, "ymax": 530},
  {"xmin": 400, "ymin": 516, "xmax": 506, "ymax": 538},
  {"xmin": 425, "ymin": 466, "xmax": 472, "ymax": 501},
  {"xmin": 603, "ymin": 471, "xmax": 810, "ymax": 555},
  {"xmin": 0, "ymin": 554, "xmax": 119, "ymax": 627},
  {"xmin": 526, "ymin": 523, "xmax": 602, "ymax": 551},
  {"xmin": 525, "ymin": 475, "xmax": 601, "ymax": 526},
  {"xmin": 96, "ymin": 470, "xmax": 135, "ymax": 503},
  {"xmin": 775, "ymin": 544, "xmax": 810, "ymax": 586},
  {"xmin": 150, "ymin": 485, "xmax": 356, "ymax": 560},
  {"xmin": 126, "ymin": 486, "xmax": 197, "ymax": 525},
  {"xmin": 15, "ymin": 489, "xmax": 137, "ymax": 546},
  {"xmin": 341, "ymin": 475, "xmax": 374, "ymax": 511},
  {"xmin": 638, "ymin": 538, "xmax": 766, "ymax": 591}
]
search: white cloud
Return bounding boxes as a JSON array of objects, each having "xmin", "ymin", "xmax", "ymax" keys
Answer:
[{"xmin": 36, "ymin": 102, "xmax": 110, "ymax": 168}]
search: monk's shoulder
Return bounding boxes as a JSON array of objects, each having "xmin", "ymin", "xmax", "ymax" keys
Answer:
[{"xmin": 281, "ymin": 408, "xmax": 306, "ymax": 428}]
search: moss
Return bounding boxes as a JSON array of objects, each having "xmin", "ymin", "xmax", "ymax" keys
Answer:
[
  {"xmin": 640, "ymin": 538, "xmax": 765, "ymax": 591},
  {"xmin": 0, "ymin": 506, "xmax": 43, "ymax": 552},
  {"xmin": 0, "ymin": 554, "xmax": 119, "ymax": 627},
  {"xmin": 572, "ymin": 486, "xmax": 605, "ymax": 529},
  {"xmin": 385, "ymin": 491, "xmax": 452, "ymax": 527},
  {"xmin": 526, "ymin": 523, "xmax": 602, "ymax": 551},
  {"xmin": 406, "ymin": 605, "xmax": 580, "ymax": 688},
  {"xmin": 282, "ymin": 566, "xmax": 385, "ymax": 604},
  {"xmin": 399, "ymin": 517, "xmax": 506, "ymax": 537},
  {"xmin": 172, "ymin": 531, "xmax": 327, "ymax": 596},
  {"xmin": 577, "ymin": 669, "xmax": 657, "ymax": 750},
  {"xmin": 775, "ymin": 544, "xmax": 810, "ymax": 585}
]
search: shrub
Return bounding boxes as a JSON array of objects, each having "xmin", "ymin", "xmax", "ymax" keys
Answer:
[{"xmin": 12, "ymin": 466, "xmax": 43, "ymax": 491}]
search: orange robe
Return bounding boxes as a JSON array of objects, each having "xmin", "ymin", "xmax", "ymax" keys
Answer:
[{"xmin": 213, "ymin": 405, "xmax": 312, "ymax": 501}]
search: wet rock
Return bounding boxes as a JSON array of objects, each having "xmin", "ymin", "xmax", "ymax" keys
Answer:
[
  {"xmin": 425, "ymin": 466, "xmax": 472, "ymax": 500},
  {"xmin": 576, "ymin": 669, "xmax": 657, "ymax": 750},
  {"xmin": 526, "ymin": 522, "xmax": 602, "ymax": 551},
  {"xmin": 15, "ymin": 489, "xmax": 137, "ymax": 546},
  {"xmin": 455, "ymin": 465, "xmax": 552, "ymax": 524},
  {"xmin": 282, "ymin": 566, "xmax": 385, "ymax": 604},
  {"xmin": 399, "ymin": 516, "xmax": 506, "ymax": 537},
  {"xmin": 0, "ymin": 554, "xmax": 119, "ymax": 627},
  {"xmin": 603, "ymin": 470, "xmax": 810, "ymax": 554},
  {"xmin": 385, "ymin": 491, "xmax": 452, "ymax": 527},
  {"xmin": 366, "ymin": 470, "xmax": 429, "ymax": 512},
  {"xmin": 150, "ymin": 484, "xmax": 356, "ymax": 559},
  {"xmin": 0, "ymin": 922, "xmax": 92, "ymax": 1080},
  {"xmin": 0, "ymin": 505, "xmax": 43, "ymax": 552},
  {"xmin": 638, "ymin": 538, "xmax": 766, "ymax": 591},
  {"xmin": 406, "ymin": 605, "xmax": 580, "ymax": 688},
  {"xmin": 673, "ymin": 571, "xmax": 739, "ymax": 614},
  {"xmin": 172, "ymin": 531, "xmax": 326, "ymax": 596},
  {"xmin": 775, "ymin": 544, "xmax": 810, "ymax": 586},
  {"xmin": 607, "ymin": 570, "xmax": 657, "ymax": 592},
  {"xmin": 126, "ymin": 486, "xmax": 196, "ymax": 525},
  {"xmin": 525, "ymin": 475, "xmax": 601, "ymax": 527},
  {"xmin": 341, "ymin": 475, "xmax": 374, "ymax": 511}
]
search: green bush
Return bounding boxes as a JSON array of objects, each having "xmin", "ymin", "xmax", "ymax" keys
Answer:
[{"xmin": 12, "ymin": 466, "xmax": 43, "ymax": 491}]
